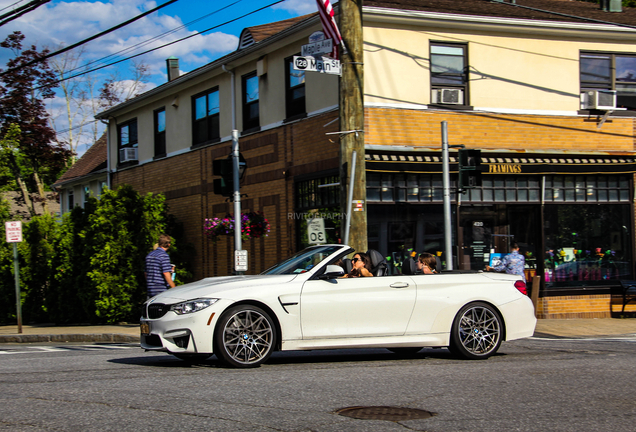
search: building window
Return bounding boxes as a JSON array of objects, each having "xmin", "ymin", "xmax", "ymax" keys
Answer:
[
  {"xmin": 67, "ymin": 189, "xmax": 74, "ymax": 210},
  {"xmin": 242, "ymin": 72, "xmax": 259, "ymax": 131},
  {"xmin": 295, "ymin": 175, "xmax": 340, "ymax": 210},
  {"xmin": 118, "ymin": 119, "xmax": 138, "ymax": 164},
  {"xmin": 580, "ymin": 52, "xmax": 636, "ymax": 110},
  {"xmin": 83, "ymin": 186, "xmax": 90, "ymax": 205},
  {"xmin": 192, "ymin": 88, "xmax": 220, "ymax": 146},
  {"xmin": 285, "ymin": 55, "xmax": 306, "ymax": 120},
  {"xmin": 430, "ymin": 43, "xmax": 468, "ymax": 106},
  {"xmin": 543, "ymin": 175, "xmax": 630, "ymax": 203},
  {"xmin": 154, "ymin": 107, "xmax": 166, "ymax": 157}
]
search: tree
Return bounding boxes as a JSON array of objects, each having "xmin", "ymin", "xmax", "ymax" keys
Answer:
[
  {"xmin": 0, "ymin": 31, "xmax": 72, "ymax": 215},
  {"xmin": 98, "ymin": 59, "xmax": 150, "ymax": 110}
]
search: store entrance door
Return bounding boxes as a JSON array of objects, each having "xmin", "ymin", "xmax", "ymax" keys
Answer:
[{"xmin": 459, "ymin": 205, "xmax": 541, "ymax": 283}]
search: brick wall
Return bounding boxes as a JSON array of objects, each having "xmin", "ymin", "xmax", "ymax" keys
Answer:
[
  {"xmin": 536, "ymin": 294, "xmax": 636, "ymax": 319},
  {"xmin": 113, "ymin": 111, "xmax": 340, "ymax": 280},
  {"xmin": 365, "ymin": 108, "xmax": 636, "ymax": 152}
]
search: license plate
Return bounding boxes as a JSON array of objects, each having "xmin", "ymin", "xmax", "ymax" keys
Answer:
[{"xmin": 140, "ymin": 322, "xmax": 150, "ymax": 335}]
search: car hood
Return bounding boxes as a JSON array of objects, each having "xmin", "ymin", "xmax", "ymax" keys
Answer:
[{"xmin": 147, "ymin": 274, "xmax": 299, "ymax": 303}]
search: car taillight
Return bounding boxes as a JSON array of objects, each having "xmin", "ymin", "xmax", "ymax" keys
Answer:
[{"xmin": 514, "ymin": 280, "xmax": 527, "ymax": 295}]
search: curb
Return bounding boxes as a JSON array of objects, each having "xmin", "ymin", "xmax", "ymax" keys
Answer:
[{"xmin": 0, "ymin": 334, "xmax": 140, "ymax": 344}]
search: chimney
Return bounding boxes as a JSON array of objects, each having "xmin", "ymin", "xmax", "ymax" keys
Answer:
[{"xmin": 166, "ymin": 57, "xmax": 179, "ymax": 82}]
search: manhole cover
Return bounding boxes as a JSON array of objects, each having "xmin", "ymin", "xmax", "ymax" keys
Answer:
[{"xmin": 335, "ymin": 406, "xmax": 436, "ymax": 421}]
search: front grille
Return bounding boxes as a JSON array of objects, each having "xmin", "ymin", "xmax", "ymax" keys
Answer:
[{"xmin": 148, "ymin": 303, "xmax": 170, "ymax": 319}]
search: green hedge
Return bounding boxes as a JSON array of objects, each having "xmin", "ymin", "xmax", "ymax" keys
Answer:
[{"xmin": 0, "ymin": 184, "xmax": 193, "ymax": 325}]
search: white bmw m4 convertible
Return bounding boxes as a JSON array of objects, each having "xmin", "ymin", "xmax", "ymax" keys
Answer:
[{"xmin": 140, "ymin": 244, "xmax": 536, "ymax": 368}]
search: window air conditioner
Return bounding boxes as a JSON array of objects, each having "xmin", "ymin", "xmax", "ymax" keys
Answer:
[
  {"xmin": 441, "ymin": 88, "xmax": 461, "ymax": 104},
  {"xmin": 119, "ymin": 147, "xmax": 138, "ymax": 162},
  {"xmin": 433, "ymin": 88, "xmax": 463, "ymax": 105},
  {"xmin": 581, "ymin": 90, "xmax": 616, "ymax": 110}
]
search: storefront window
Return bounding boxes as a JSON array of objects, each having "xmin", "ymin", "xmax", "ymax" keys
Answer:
[
  {"xmin": 544, "ymin": 204, "xmax": 632, "ymax": 287},
  {"xmin": 294, "ymin": 174, "xmax": 342, "ymax": 249}
]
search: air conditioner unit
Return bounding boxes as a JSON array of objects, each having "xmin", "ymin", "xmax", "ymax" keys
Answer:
[
  {"xmin": 119, "ymin": 147, "xmax": 138, "ymax": 162},
  {"xmin": 433, "ymin": 88, "xmax": 463, "ymax": 105},
  {"xmin": 581, "ymin": 90, "xmax": 616, "ymax": 110}
]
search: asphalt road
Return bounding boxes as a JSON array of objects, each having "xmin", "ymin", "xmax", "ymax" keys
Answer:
[{"xmin": 1, "ymin": 336, "xmax": 635, "ymax": 431}]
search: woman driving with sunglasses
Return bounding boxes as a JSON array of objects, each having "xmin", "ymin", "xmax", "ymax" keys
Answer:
[{"xmin": 344, "ymin": 252, "xmax": 373, "ymax": 278}]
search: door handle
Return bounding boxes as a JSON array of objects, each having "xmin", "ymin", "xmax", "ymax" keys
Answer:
[{"xmin": 390, "ymin": 282, "xmax": 409, "ymax": 288}]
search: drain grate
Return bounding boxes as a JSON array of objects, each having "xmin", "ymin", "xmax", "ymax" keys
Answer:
[{"xmin": 335, "ymin": 406, "xmax": 436, "ymax": 422}]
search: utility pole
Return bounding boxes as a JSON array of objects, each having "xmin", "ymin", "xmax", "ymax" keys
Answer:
[{"xmin": 339, "ymin": 0, "xmax": 366, "ymax": 253}]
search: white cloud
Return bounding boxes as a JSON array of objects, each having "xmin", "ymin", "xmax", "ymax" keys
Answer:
[{"xmin": 274, "ymin": 0, "xmax": 317, "ymax": 15}]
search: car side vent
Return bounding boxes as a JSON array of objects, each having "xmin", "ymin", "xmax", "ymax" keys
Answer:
[{"xmin": 148, "ymin": 303, "xmax": 170, "ymax": 319}]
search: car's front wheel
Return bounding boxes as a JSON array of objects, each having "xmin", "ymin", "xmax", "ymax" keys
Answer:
[
  {"xmin": 449, "ymin": 302, "xmax": 503, "ymax": 360},
  {"xmin": 214, "ymin": 305, "xmax": 277, "ymax": 368}
]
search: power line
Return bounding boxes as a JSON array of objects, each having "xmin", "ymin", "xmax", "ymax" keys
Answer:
[
  {"xmin": 478, "ymin": 0, "xmax": 636, "ymax": 31},
  {"xmin": 0, "ymin": 0, "xmax": 179, "ymax": 76},
  {"xmin": 36, "ymin": 0, "xmax": 285, "ymax": 90},
  {"xmin": 0, "ymin": 0, "xmax": 28, "ymax": 14},
  {"xmin": 0, "ymin": 0, "xmax": 49, "ymax": 27},
  {"xmin": 64, "ymin": 1, "xmax": 241, "ymax": 76}
]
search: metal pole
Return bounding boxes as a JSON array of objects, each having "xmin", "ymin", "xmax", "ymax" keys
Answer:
[
  {"xmin": 13, "ymin": 243, "xmax": 22, "ymax": 333},
  {"xmin": 442, "ymin": 121, "xmax": 453, "ymax": 270},
  {"xmin": 343, "ymin": 150, "xmax": 357, "ymax": 245},
  {"xmin": 232, "ymin": 130, "xmax": 242, "ymax": 264}
]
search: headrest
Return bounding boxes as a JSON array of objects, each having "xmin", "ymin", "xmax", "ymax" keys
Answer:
[
  {"xmin": 401, "ymin": 257, "xmax": 418, "ymax": 275},
  {"xmin": 342, "ymin": 258, "xmax": 353, "ymax": 274},
  {"xmin": 435, "ymin": 255, "xmax": 442, "ymax": 272},
  {"xmin": 366, "ymin": 249, "xmax": 388, "ymax": 276}
]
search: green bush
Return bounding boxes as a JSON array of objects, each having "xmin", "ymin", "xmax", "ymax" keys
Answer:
[{"xmin": 0, "ymin": 185, "xmax": 193, "ymax": 325}]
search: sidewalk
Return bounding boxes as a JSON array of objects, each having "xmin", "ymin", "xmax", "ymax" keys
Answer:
[
  {"xmin": 0, "ymin": 323, "xmax": 139, "ymax": 343},
  {"xmin": 1, "ymin": 318, "xmax": 635, "ymax": 344}
]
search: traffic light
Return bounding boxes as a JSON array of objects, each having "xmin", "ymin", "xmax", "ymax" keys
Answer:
[
  {"xmin": 458, "ymin": 149, "xmax": 482, "ymax": 189},
  {"xmin": 213, "ymin": 153, "xmax": 247, "ymax": 197},
  {"xmin": 213, "ymin": 156, "xmax": 234, "ymax": 196}
]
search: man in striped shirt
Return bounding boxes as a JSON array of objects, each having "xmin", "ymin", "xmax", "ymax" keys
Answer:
[{"xmin": 145, "ymin": 234, "xmax": 175, "ymax": 298}]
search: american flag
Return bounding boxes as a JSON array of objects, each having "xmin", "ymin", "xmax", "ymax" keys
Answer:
[{"xmin": 315, "ymin": 0, "xmax": 345, "ymax": 59}]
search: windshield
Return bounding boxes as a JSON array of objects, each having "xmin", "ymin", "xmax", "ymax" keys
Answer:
[{"xmin": 261, "ymin": 245, "xmax": 344, "ymax": 275}]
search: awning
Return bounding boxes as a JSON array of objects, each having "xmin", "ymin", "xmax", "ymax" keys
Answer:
[{"xmin": 365, "ymin": 150, "xmax": 636, "ymax": 175}]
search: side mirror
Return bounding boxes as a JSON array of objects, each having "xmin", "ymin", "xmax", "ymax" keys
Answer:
[{"xmin": 318, "ymin": 265, "xmax": 345, "ymax": 280}]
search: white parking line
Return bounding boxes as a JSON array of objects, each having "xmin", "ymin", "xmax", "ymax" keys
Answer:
[{"xmin": 0, "ymin": 344, "xmax": 137, "ymax": 355}]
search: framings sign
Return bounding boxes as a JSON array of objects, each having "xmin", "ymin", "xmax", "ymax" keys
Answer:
[{"xmin": 486, "ymin": 163, "xmax": 522, "ymax": 174}]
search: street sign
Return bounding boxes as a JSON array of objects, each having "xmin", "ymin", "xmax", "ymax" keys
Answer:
[
  {"xmin": 293, "ymin": 56, "xmax": 341, "ymax": 75},
  {"xmin": 307, "ymin": 218, "xmax": 327, "ymax": 244},
  {"xmin": 5, "ymin": 221, "xmax": 22, "ymax": 243},
  {"xmin": 301, "ymin": 38, "xmax": 333, "ymax": 57},
  {"xmin": 235, "ymin": 250, "xmax": 248, "ymax": 272}
]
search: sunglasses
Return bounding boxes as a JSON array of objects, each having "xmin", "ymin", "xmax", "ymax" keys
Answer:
[{"xmin": 352, "ymin": 257, "xmax": 360, "ymax": 263}]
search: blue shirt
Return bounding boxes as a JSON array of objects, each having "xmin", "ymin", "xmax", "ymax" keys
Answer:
[
  {"xmin": 492, "ymin": 250, "xmax": 526, "ymax": 282},
  {"xmin": 145, "ymin": 248, "xmax": 172, "ymax": 297}
]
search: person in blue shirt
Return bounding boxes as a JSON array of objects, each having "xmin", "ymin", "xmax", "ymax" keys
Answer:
[
  {"xmin": 486, "ymin": 243, "xmax": 526, "ymax": 282},
  {"xmin": 145, "ymin": 234, "xmax": 176, "ymax": 298}
]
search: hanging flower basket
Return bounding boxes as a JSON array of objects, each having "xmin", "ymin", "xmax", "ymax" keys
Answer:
[{"xmin": 204, "ymin": 211, "xmax": 270, "ymax": 243}]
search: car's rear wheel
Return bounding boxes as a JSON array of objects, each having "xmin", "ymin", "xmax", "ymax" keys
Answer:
[
  {"xmin": 214, "ymin": 305, "xmax": 276, "ymax": 368},
  {"xmin": 449, "ymin": 302, "xmax": 502, "ymax": 360}
]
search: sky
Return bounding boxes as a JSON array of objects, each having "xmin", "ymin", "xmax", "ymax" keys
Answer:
[{"xmin": 0, "ymin": 0, "xmax": 318, "ymax": 155}]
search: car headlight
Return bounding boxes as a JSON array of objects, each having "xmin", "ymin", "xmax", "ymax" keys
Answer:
[{"xmin": 170, "ymin": 298, "xmax": 219, "ymax": 315}]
